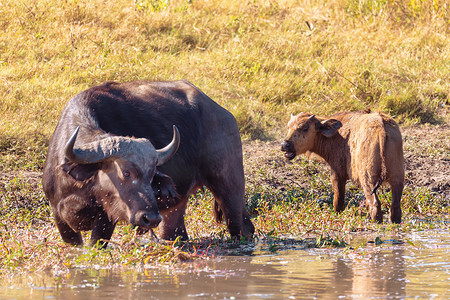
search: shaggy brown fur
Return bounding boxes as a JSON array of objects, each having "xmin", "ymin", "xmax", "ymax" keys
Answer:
[{"xmin": 281, "ymin": 111, "xmax": 404, "ymax": 223}]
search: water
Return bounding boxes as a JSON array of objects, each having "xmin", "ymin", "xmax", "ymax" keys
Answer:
[{"xmin": 2, "ymin": 230, "xmax": 448, "ymax": 299}]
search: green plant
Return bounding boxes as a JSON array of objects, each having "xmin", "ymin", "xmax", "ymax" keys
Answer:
[{"xmin": 135, "ymin": 0, "xmax": 169, "ymax": 12}]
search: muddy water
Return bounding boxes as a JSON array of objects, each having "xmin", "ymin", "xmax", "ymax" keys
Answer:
[{"xmin": 2, "ymin": 230, "xmax": 448, "ymax": 299}]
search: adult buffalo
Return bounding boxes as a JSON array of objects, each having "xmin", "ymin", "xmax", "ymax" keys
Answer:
[
  {"xmin": 281, "ymin": 111, "xmax": 404, "ymax": 223},
  {"xmin": 43, "ymin": 80, "xmax": 254, "ymax": 246}
]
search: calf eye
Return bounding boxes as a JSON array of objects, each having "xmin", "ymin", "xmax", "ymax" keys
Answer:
[{"xmin": 123, "ymin": 171, "xmax": 130, "ymax": 178}]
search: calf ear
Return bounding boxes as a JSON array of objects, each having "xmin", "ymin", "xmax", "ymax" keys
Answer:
[
  {"xmin": 319, "ymin": 119, "xmax": 342, "ymax": 137},
  {"xmin": 60, "ymin": 161, "xmax": 99, "ymax": 182}
]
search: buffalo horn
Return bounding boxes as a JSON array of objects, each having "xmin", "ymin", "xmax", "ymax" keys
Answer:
[
  {"xmin": 156, "ymin": 125, "xmax": 180, "ymax": 166},
  {"xmin": 308, "ymin": 114, "xmax": 316, "ymax": 120},
  {"xmin": 64, "ymin": 127, "xmax": 128, "ymax": 164},
  {"xmin": 64, "ymin": 126, "xmax": 81, "ymax": 162}
]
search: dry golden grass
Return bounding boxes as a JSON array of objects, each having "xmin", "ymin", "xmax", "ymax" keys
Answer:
[{"xmin": 1, "ymin": 0, "xmax": 448, "ymax": 145}]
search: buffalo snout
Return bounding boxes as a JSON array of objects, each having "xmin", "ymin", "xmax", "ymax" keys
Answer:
[
  {"xmin": 281, "ymin": 140, "xmax": 296, "ymax": 160},
  {"xmin": 132, "ymin": 210, "xmax": 162, "ymax": 229}
]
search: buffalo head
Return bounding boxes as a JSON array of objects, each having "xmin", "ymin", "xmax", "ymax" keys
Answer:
[
  {"xmin": 281, "ymin": 113, "xmax": 342, "ymax": 160},
  {"xmin": 60, "ymin": 126, "xmax": 180, "ymax": 235}
]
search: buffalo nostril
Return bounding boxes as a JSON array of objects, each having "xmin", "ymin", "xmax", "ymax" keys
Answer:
[{"xmin": 140, "ymin": 212, "xmax": 162, "ymax": 228}]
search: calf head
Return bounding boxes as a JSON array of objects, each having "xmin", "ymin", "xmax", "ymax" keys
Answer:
[
  {"xmin": 60, "ymin": 126, "xmax": 180, "ymax": 232},
  {"xmin": 281, "ymin": 113, "xmax": 342, "ymax": 160}
]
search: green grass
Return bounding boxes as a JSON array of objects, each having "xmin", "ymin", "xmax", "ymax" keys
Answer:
[
  {"xmin": 1, "ymin": 170, "xmax": 448, "ymax": 279},
  {"xmin": 0, "ymin": 0, "xmax": 449, "ymax": 281}
]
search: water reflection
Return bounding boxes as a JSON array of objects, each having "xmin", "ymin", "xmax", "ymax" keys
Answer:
[
  {"xmin": 348, "ymin": 248, "xmax": 407, "ymax": 299},
  {"xmin": 1, "ymin": 230, "xmax": 448, "ymax": 299}
]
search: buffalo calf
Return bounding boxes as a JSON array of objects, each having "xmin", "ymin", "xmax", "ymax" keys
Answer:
[{"xmin": 281, "ymin": 111, "xmax": 404, "ymax": 223}]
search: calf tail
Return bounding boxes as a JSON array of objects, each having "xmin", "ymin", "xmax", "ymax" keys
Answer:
[
  {"xmin": 372, "ymin": 128, "xmax": 388, "ymax": 195},
  {"xmin": 371, "ymin": 177, "xmax": 383, "ymax": 195}
]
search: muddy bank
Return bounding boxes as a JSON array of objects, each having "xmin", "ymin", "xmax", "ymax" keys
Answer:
[
  {"xmin": 243, "ymin": 124, "xmax": 449, "ymax": 201},
  {"xmin": 1, "ymin": 125, "xmax": 449, "ymax": 202}
]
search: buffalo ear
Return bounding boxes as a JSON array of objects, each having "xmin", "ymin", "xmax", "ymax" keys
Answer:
[
  {"xmin": 319, "ymin": 119, "xmax": 342, "ymax": 137},
  {"xmin": 60, "ymin": 161, "xmax": 99, "ymax": 182},
  {"xmin": 152, "ymin": 171, "xmax": 180, "ymax": 211}
]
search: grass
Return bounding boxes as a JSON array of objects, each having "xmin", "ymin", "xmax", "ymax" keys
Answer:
[
  {"xmin": 0, "ymin": 0, "xmax": 449, "ymax": 282},
  {"xmin": 0, "ymin": 0, "xmax": 448, "ymax": 146},
  {"xmin": 1, "ymin": 166, "xmax": 448, "ymax": 280}
]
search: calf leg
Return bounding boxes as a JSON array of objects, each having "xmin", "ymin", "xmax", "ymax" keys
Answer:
[
  {"xmin": 331, "ymin": 172, "xmax": 346, "ymax": 212},
  {"xmin": 362, "ymin": 184, "xmax": 383, "ymax": 223},
  {"xmin": 390, "ymin": 182, "xmax": 403, "ymax": 223}
]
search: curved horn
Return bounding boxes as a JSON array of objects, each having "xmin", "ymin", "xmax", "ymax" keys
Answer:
[
  {"xmin": 156, "ymin": 125, "xmax": 180, "ymax": 166},
  {"xmin": 64, "ymin": 127, "xmax": 123, "ymax": 164},
  {"xmin": 308, "ymin": 114, "xmax": 316, "ymax": 120},
  {"xmin": 64, "ymin": 126, "xmax": 81, "ymax": 162},
  {"xmin": 66, "ymin": 126, "xmax": 180, "ymax": 166}
]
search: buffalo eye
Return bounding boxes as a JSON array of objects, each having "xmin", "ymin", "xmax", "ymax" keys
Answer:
[{"xmin": 123, "ymin": 170, "xmax": 130, "ymax": 178}]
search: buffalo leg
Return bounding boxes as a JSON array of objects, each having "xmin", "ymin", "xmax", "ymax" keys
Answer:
[
  {"xmin": 242, "ymin": 210, "xmax": 254, "ymax": 237},
  {"xmin": 158, "ymin": 199, "xmax": 189, "ymax": 241},
  {"xmin": 89, "ymin": 210, "xmax": 116, "ymax": 248},
  {"xmin": 208, "ymin": 179, "xmax": 255, "ymax": 240},
  {"xmin": 331, "ymin": 172, "xmax": 346, "ymax": 212},
  {"xmin": 199, "ymin": 128, "xmax": 254, "ymax": 239},
  {"xmin": 390, "ymin": 182, "xmax": 403, "ymax": 223},
  {"xmin": 54, "ymin": 214, "xmax": 83, "ymax": 246}
]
